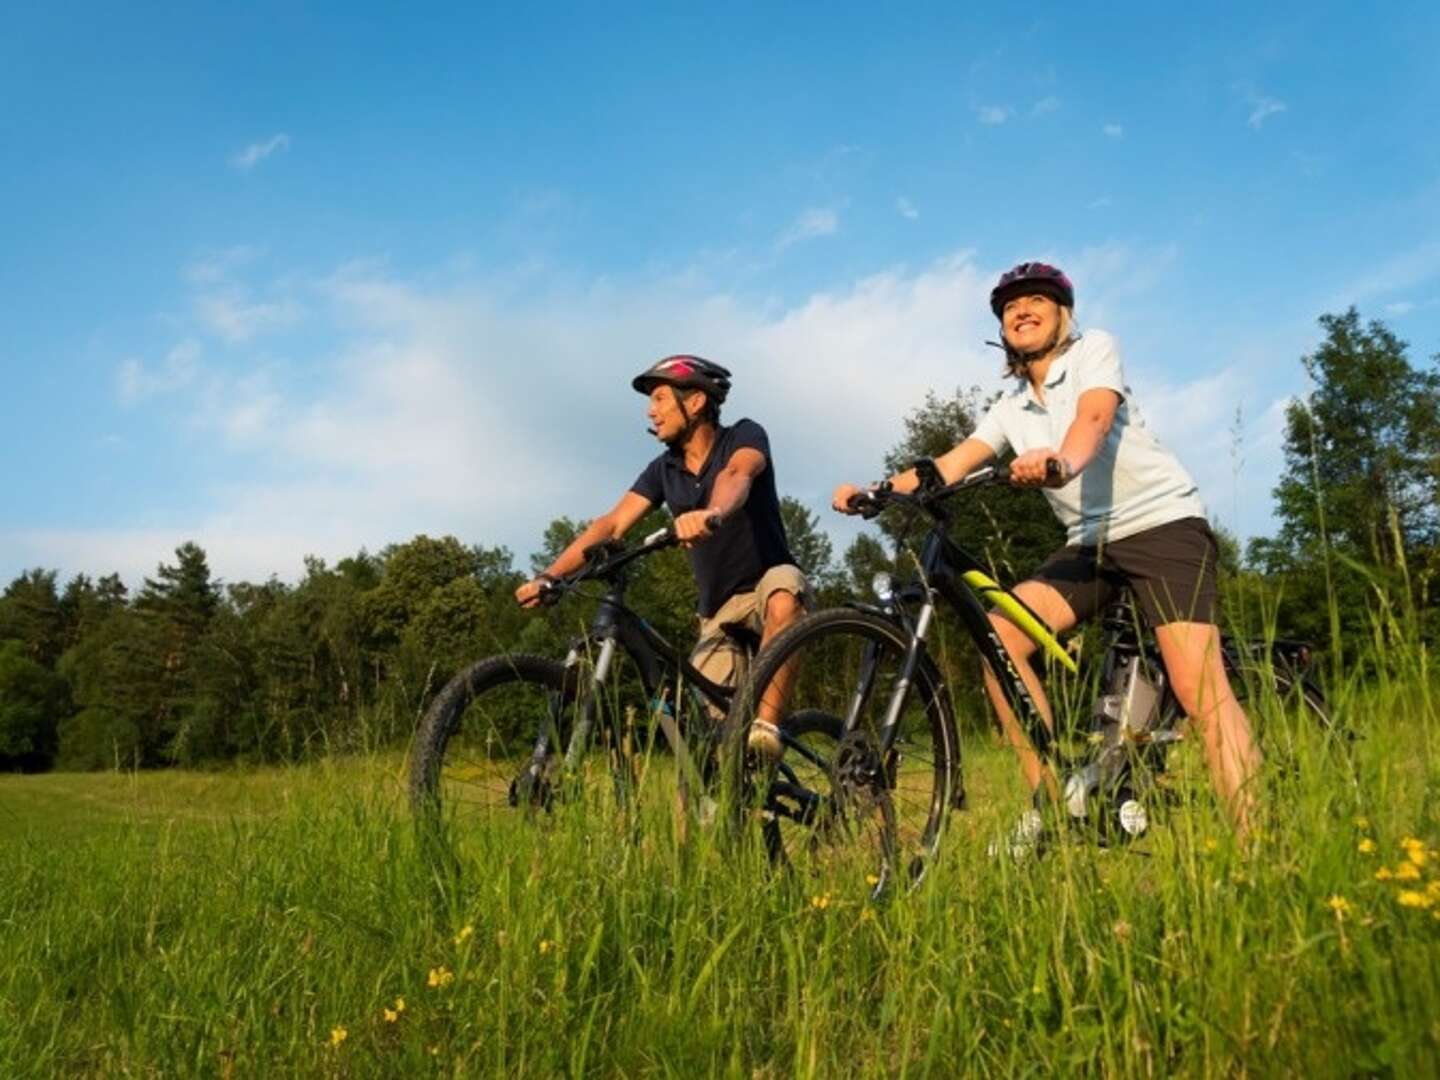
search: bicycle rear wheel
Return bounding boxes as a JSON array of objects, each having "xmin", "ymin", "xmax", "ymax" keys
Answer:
[
  {"xmin": 1229, "ymin": 662, "xmax": 1346, "ymax": 779},
  {"xmin": 410, "ymin": 652, "xmax": 619, "ymax": 823},
  {"xmin": 732, "ymin": 607, "xmax": 960, "ymax": 894}
]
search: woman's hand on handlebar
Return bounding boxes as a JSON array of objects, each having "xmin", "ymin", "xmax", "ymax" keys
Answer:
[{"xmin": 1008, "ymin": 449, "xmax": 1071, "ymax": 488}]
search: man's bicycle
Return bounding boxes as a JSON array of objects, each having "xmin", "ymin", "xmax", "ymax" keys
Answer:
[
  {"xmin": 409, "ymin": 524, "xmax": 843, "ymax": 853},
  {"xmin": 729, "ymin": 460, "xmax": 1331, "ymax": 886}
]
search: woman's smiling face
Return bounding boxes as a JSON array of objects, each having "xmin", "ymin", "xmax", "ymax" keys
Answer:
[{"xmin": 1002, "ymin": 293, "xmax": 1062, "ymax": 354}]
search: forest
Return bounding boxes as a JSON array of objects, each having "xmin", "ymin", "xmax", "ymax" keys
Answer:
[{"xmin": 2, "ymin": 309, "xmax": 1436, "ymax": 773}]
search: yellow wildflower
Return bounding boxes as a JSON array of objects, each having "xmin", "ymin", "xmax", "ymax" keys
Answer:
[
  {"xmin": 1397, "ymin": 890, "xmax": 1432, "ymax": 909},
  {"xmin": 383, "ymin": 1008, "xmax": 398, "ymax": 1023},
  {"xmin": 329, "ymin": 1027, "xmax": 348, "ymax": 1048},
  {"xmin": 427, "ymin": 966, "xmax": 455, "ymax": 988},
  {"xmin": 1326, "ymin": 895, "xmax": 1352, "ymax": 920},
  {"xmin": 1358, "ymin": 838, "xmax": 1377, "ymax": 854},
  {"xmin": 1395, "ymin": 862, "xmax": 1422, "ymax": 881},
  {"xmin": 1404, "ymin": 845, "xmax": 1429, "ymax": 869},
  {"xmin": 1203, "ymin": 837, "xmax": 1219, "ymax": 853},
  {"xmin": 1375, "ymin": 866, "xmax": 1393, "ymax": 881},
  {"xmin": 810, "ymin": 894, "xmax": 831, "ymax": 910},
  {"xmin": 865, "ymin": 874, "xmax": 881, "ymax": 887},
  {"xmin": 393, "ymin": 997, "xmax": 406, "ymax": 1013},
  {"xmin": 538, "ymin": 939, "xmax": 555, "ymax": 955},
  {"xmin": 1354, "ymin": 816, "xmax": 1370, "ymax": 830},
  {"xmin": 454, "ymin": 925, "xmax": 474, "ymax": 945}
]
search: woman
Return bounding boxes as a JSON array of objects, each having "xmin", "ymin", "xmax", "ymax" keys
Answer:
[{"xmin": 833, "ymin": 262, "xmax": 1262, "ymax": 841}]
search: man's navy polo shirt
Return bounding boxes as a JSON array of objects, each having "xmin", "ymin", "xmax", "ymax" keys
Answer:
[{"xmin": 631, "ymin": 418, "xmax": 795, "ymax": 618}]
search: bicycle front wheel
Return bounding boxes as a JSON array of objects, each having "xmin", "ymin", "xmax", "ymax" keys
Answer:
[
  {"xmin": 410, "ymin": 653, "xmax": 610, "ymax": 824},
  {"xmin": 733, "ymin": 607, "xmax": 961, "ymax": 893}
]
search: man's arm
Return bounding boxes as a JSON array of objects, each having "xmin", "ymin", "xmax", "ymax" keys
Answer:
[
  {"xmin": 515, "ymin": 491, "xmax": 654, "ymax": 606},
  {"xmin": 674, "ymin": 447, "xmax": 766, "ymax": 545}
]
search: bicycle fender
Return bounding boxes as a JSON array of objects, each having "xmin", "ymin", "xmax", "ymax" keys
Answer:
[{"xmin": 961, "ymin": 569, "xmax": 1078, "ymax": 674}]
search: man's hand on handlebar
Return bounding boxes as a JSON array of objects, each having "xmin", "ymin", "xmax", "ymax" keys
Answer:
[
  {"xmin": 1008, "ymin": 450, "xmax": 1071, "ymax": 488},
  {"xmin": 831, "ymin": 483, "xmax": 864, "ymax": 515},
  {"xmin": 514, "ymin": 576, "xmax": 556, "ymax": 609},
  {"xmin": 674, "ymin": 510, "xmax": 719, "ymax": 548}
]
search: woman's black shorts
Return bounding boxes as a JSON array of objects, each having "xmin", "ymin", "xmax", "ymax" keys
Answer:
[{"xmin": 1029, "ymin": 516, "xmax": 1221, "ymax": 628}]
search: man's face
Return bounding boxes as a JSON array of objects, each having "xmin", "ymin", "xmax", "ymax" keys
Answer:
[
  {"xmin": 646, "ymin": 384, "xmax": 706, "ymax": 442},
  {"xmin": 1002, "ymin": 293, "xmax": 1062, "ymax": 354}
]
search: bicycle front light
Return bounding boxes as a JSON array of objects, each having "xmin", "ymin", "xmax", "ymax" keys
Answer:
[{"xmin": 871, "ymin": 572, "xmax": 894, "ymax": 604}]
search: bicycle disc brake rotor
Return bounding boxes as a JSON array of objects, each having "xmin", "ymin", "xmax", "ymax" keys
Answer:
[{"xmin": 829, "ymin": 731, "xmax": 898, "ymax": 869}]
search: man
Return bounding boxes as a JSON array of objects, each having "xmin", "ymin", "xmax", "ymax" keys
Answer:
[{"xmin": 516, "ymin": 355, "xmax": 807, "ymax": 759}]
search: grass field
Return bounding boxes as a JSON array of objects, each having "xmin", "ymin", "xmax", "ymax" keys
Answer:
[{"xmin": 2, "ymin": 665, "xmax": 1438, "ymax": 1077}]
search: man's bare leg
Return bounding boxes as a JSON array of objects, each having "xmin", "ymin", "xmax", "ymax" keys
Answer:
[{"xmin": 748, "ymin": 589, "xmax": 803, "ymax": 760}]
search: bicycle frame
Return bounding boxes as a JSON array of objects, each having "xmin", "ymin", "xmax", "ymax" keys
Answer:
[
  {"xmin": 855, "ymin": 494, "xmax": 1078, "ymax": 763},
  {"xmin": 555, "ymin": 582, "xmax": 735, "ymax": 773}
]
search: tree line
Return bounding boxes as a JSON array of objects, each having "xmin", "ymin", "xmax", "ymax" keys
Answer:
[{"xmin": 2, "ymin": 309, "xmax": 1435, "ymax": 772}]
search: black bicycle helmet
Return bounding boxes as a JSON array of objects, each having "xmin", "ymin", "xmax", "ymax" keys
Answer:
[
  {"xmin": 989, "ymin": 262, "xmax": 1075, "ymax": 318},
  {"xmin": 631, "ymin": 354, "xmax": 732, "ymax": 405}
]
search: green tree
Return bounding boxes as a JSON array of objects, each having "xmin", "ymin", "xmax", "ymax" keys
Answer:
[
  {"xmin": 0, "ymin": 569, "xmax": 65, "ymax": 667},
  {"xmin": 0, "ymin": 640, "xmax": 68, "ymax": 771},
  {"xmin": 130, "ymin": 541, "xmax": 223, "ymax": 763},
  {"xmin": 58, "ymin": 573, "xmax": 128, "ymax": 654},
  {"xmin": 779, "ymin": 496, "xmax": 837, "ymax": 591},
  {"xmin": 1249, "ymin": 309, "xmax": 1440, "ymax": 645}
]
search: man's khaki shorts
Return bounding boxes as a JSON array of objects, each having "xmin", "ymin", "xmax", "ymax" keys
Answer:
[{"xmin": 689, "ymin": 563, "xmax": 809, "ymax": 695}]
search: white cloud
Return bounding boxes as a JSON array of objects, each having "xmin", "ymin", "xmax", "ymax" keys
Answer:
[
  {"xmin": 117, "ymin": 339, "xmax": 203, "ymax": 405},
  {"xmin": 896, "ymin": 197, "xmax": 919, "ymax": 221},
  {"xmin": 1385, "ymin": 301, "xmax": 1416, "ymax": 316},
  {"xmin": 1031, "ymin": 96, "xmax": 1060, "ymax": 117},
  {"xmin": 195, "ymin": 290, "xmax": 302, "ymax": 343},
  {"xmin": 186, "ymin": 245, "xmax": 263, "ymax": 284},
  {"xmin": 1246, "ymin": 97, "xmax": 1286, "ymax": 130},
  {"xmin": 776, "ymin": 207, "xmax": 839, "ymax": 250},
  {"xmin": 231, "ymin": 133, "xmax": 291, "ymax": 170},
  {"xmin": 23, "ymin": 245, "xmax": 1306, "ymax": 586},
  {"xmin": 1102, "ymin": 123, "xmax": 1124, "ymax": 139},
  {"xmin": 975, "ymin": 105, "xmax": 1013, "ymax": 126},
  {"xmin": 1335, "ymin": 241, "xmax": 1440, "ymax": 306}
]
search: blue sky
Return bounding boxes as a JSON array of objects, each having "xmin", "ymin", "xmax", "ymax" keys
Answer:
[{"xmin": 4, "ymin": 3, "xmax": 1439, "ymax": 586}]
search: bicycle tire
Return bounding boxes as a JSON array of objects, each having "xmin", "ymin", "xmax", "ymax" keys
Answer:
[
  {"xmin": 730, "ymin": 607, "xmax": 960, "ymax": 893},
  {"xmin": 410, "ymin": 652, "xmax": 616, "ymax": 821},
  {"xmin": 758, "ymin": 707, "xmax": 844, "ymax": 876}
]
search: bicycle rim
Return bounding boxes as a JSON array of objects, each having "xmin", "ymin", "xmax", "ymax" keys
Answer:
[{"xmin": 737, "ymin": 608, "xmax": 959, "ymax": 893}]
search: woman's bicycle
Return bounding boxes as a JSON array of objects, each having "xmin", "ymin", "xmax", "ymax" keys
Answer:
[
  {"xmin": 409, "ymin": 524, "xmax": 844, "ymax": 854},
  {"xmin": 730, "ymin": 459, "xmax": 1330, "ymax": 886}
]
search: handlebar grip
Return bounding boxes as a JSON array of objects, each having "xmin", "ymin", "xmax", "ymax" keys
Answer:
[
  {"xmin": 705, "ymin": 513, "xmax": 722, "ymax": 531},
  {"xmin": 642, "ymin": 527, "xmax": 672, "ymax": 547}
]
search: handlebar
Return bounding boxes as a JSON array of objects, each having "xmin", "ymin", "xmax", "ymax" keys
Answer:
[
  {"xmin": 533, "ymin": 514, "xmax": 721, "ymax": 605},
  {"xmin": 845, "ymin": 458, "xmax": 1062, "ymax": 520}
]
